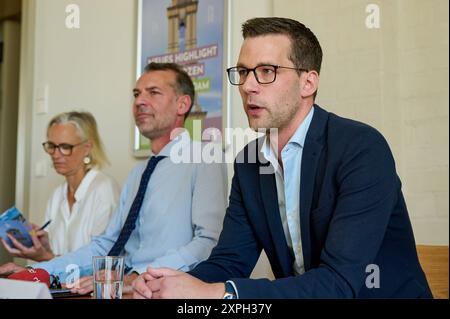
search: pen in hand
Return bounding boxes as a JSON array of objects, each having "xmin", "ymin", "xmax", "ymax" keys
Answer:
[
  {"xmin": 28, "ymin": 220, "xmax": 51, "ymax": 239},
  {"xmin": 38, "ymin": 220, "xmax": 52, "ymax": 231}
]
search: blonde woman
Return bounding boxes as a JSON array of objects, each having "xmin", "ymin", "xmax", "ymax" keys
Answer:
[{"xmin": 1, "ymin": 111, "xmax": 120, "ymax": 261}]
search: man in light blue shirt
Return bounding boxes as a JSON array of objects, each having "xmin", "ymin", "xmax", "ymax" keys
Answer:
[{"xmin": 0, "ymin": 62, "xmax": 227, "ymax": 294}]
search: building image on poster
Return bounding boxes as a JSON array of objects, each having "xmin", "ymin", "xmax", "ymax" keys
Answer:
[{"xmin": 135, "ymin": 0, "xmax": 225, "ymax": 154}]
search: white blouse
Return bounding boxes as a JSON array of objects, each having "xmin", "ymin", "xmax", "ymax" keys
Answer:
[{"xmin": 44, "ymin": 169, "xmax": 120, "ymax": 255}]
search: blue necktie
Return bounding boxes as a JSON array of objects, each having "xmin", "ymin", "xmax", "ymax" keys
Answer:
[{"xmin": 108, "ymin": 155, "xmax": 166, "ymax": 256}]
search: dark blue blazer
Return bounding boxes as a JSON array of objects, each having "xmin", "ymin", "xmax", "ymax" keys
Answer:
[{"xmin": 189, "ymin": 105, "xmax": 432, "ymax": 298}]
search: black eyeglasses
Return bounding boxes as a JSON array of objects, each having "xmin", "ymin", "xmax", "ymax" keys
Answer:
[
  {"xmin": 226, "ymin": 64, "xmax": 309, "ymax": 86},
  {"xmin": 42, "ymin": 141, "xmax": 86, "ymax": 156}
]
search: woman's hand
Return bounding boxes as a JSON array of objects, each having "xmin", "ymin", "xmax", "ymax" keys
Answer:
[
  {"xmin": 1, "ymin": 227, "xmax": 54, "ymax": 262},
  {"xmin": 31, "ymin": 223, "xmax": 52, "ymax": 253}
]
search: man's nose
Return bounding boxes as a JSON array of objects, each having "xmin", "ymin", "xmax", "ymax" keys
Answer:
[
  {"xmin": 135, "ymin": 93, "xmax": 145, "ymax": 106},
  {"xmin": 135, "ymin": 102, "xmax": 148, "ymax": 113},
  {"xmin": 241, "ymin": 70, "xmax": 260, "ymax": 94},
  {"xmin": 134, "ymin": 95, "xmax": 147, "ymax": 111}
]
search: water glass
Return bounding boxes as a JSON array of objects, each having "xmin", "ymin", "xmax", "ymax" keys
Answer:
[{"xmin": 92, "ymin": 256, "xmax": 124, "ymax": 299}]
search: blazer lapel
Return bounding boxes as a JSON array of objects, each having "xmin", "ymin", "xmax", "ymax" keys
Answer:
[
  {"xmin": 258, "ymin": 161, "xmax": 293, "ymax": 276},
  {"xmin": 299, "ymin": 105, "xmax": 327, "ymax": 271}
]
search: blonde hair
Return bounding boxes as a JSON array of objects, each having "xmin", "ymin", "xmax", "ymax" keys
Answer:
[{"xmin": 47, "ymin": 111, "xmax": 110, "ymax": 169}]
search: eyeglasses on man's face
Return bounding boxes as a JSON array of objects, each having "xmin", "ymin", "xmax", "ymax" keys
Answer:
[
  {"xmin": 226, "ymin": 64, "xmax": 309, "ymax": 86},
  {"xmin": 42, "ymin": 141, "xmax": 86, "ymax": 156}
]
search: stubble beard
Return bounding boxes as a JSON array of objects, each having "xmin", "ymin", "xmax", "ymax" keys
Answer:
[
  {"xmin": 138, "ymin": 123, "xmax": 167, "ymax": 140},
  {"xmin": 247, "ymin": 103, "xmax": 298, "ymax": 133},
  {"xmin": 137, "ymin": 115, "xmax": 177, "ymax": 141}
]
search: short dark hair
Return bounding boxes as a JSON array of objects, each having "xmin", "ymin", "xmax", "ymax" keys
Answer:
[
  {"xmin": 242, "ymin": 17, "xmax": 323, "ymax": 75},
  {"xmin": 144, "ymin": 62, "xmax": 195, "ymax": 119}
]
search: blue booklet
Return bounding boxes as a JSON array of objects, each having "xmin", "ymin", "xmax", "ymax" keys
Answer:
[{"xmin": 0, "ymin": 207, "xmax": 33, "ymax": 248}]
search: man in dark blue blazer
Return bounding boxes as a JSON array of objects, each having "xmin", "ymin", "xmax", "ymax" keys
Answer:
[{"xmin": 133, "ymin": 17, "xmax": 432, "ymax": 299}]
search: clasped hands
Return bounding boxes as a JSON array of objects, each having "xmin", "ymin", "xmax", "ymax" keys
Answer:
[{"xmin": 132, "ymin": 267, "xmax": 225, "ymax": 299}]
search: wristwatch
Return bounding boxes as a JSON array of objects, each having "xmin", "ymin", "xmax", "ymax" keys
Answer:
[{"xmin": 223, "ymin": 281, "xmax": 237, "ymax": 299}]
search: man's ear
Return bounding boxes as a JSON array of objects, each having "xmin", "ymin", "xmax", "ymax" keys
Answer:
[
  {"xmin": 301, "ymin": 70, "xmax": 319, "ymax": 99},
  {"xmin": 177, "ymin": 95, "xmax": 192, "ymax": 117}
]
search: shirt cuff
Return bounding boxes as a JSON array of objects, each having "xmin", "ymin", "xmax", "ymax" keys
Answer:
[{"xmin": 226, "ymin": 280, "xmax": 239, "ymax": 299}]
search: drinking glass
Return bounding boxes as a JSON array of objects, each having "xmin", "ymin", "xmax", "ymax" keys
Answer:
[{"xmin": 92, "ymin": 256, "xmax": 124, "ymax": 299}]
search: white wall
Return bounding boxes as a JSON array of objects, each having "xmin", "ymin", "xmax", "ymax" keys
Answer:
[{"xmin": 18, "ymin": 0, "xmax": 141, "ymax": 225}]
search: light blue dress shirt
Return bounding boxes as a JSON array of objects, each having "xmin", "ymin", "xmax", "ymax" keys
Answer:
[
  {"xmin": 262, "ymin": 107, "xmax": 314, "ymax": 275},
  {"xmin": 34, "ymin": 132, "xmax": 228, "ymax": 281}
]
